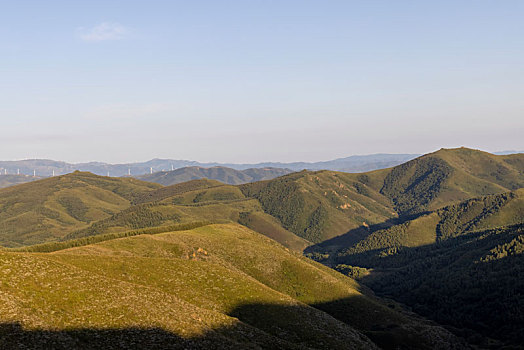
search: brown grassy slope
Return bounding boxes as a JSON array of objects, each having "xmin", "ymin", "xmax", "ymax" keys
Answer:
[
  {"xmin": 0, "ymin": 224, "xmax": 374, "ymax": 349},
  {"xmin": 1, "ymin": 223, "xmax": 463, "ymax": 349}
]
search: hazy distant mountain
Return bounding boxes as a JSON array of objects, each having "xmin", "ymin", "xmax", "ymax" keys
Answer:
[
  {"xmin": 1, "ymin": 150, "xmax": 520, "ymax": 183},
  {"xmin": 137, "ymin": 166, "xmax": 293, "ymax": 186},
  {"xmin": 0, "ymin": 153, "xmax": 421, "ymax": 178},
  {"xmin": 493, "ymin": 150, "xmax": 524, "ymax": 155},
  {"xmin": 0, "ymin": 174, "xmax": 43, "ymax": 188}
]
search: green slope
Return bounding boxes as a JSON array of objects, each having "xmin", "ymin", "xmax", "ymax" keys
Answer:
[
  {"xmin": 137, "ymin": 166, "xmax": 292, "ymax": 186},
  {"xmin": 240, "ymin": 148, "xmax": 523, "ymax": 244},
  {"xmin": 240, "ymin": 171, "xmax": 397, "ymax": 243},
  {"xmin": 0, "ymin": 172, "xmax": 161, "ymax": 247},
  {"xmin": 66, "ymin": 180, "xmax": 311, "ymax": 252},
  {"xmin": 330, "ymin": 188, "xmax": 524, "ymax": 266},
  {"xmin": 3, "ymin": 148, "xmax": 519, "ymax": 250},
  {"xmin": 0, "ymin": 223, "xmax": 463, "ymax": 349},
  {"xmin": 377, "ymin": 148, "xmax": 524, "ymax": 215}
]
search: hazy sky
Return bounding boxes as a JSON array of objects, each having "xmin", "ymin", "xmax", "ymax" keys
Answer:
[{"xmin": 1, "ymin": 0, "xmax": 523, "ymax": 163}]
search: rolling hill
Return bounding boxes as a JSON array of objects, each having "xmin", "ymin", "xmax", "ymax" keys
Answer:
[
  {"xmin": 329, "ymin": 188, "xmax": 524, "ymax": 266},
  {"xmin": 240, "ymin": 148, "xmax": 524, "ymax": 244},
  {"xmin": 377, "ymin": 148, "xmax": 524, "ymax": 215},
  {"xmin": 65, "ymin": 179, "xmax": 311, "ymax": 252},
  {"xmin": 3, "ymin": 148, "xmax": 520, "ymax": 251},
  {"xmin": 0, "ymin": 172, "xmax": 161, "ymax": 247},
  {"xmin": 240, "ymin": 171, "xmax": 397, "ymax": 244},
  {"xmin": 0, "ymin": 223, "xmax": 464, "ymax": 349},
  {"xmin": 137, "ymin": 166, "xmax": 293, "ymax": 186}
]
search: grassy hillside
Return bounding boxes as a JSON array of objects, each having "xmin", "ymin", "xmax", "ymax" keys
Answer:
[
  {"xmin": 328, "ymin": 189, "xmax": 524, "ymax": 267},
  {"xmin": 137, "ymin": 166, "xmax": 292, "ymax": 186},
  {"xmin": 66, "ymin": 181, "xmax": 311, "ymax": 251},
  {"xmin": 0, "ymin": 172, "xmax": 161, "ymax": 247},
  {"xmin": 0, "ymin": 223, "xmax": 464, "ymax": 349},
  {"xmin": 239, "ymin": 148, "xmax": 523, "ymax": 244},
  {"xmin": 3, "ymin": 148, "xmax": 519, "ymax": 250},
  {"xmin": 377, "ymin": 148, "xmax": 524, "ymax": 215},
  {"xmin": 240, "ymin": 171, "xmax": 397, "ymax": 243}
]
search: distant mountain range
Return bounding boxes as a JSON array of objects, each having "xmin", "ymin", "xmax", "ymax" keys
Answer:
[
  {"xmin": 0, "ymin": 153, "xmax": 424, "ymax": 178},
  {"xmin": 1, "ymin": 151, "xmax": 521, "ymax": 179}
]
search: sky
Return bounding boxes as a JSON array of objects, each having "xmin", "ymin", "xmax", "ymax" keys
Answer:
[{"xmin": 0, "ymin": 0, "xmax": 523, "ymax": 163}]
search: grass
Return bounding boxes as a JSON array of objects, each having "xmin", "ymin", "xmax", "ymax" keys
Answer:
[
  {"xmin": 0, "ymin": 172, "xmax": 160, "ymax": 247},
  {"xmin": 331, "ymin": 189, "xmax": 524, "ymax": 265},
  {"xmin": 240, "ymin": 170, "xmax": 397, "ymax": 243},
  {"xmin": 2, "ymin": 148, "xmax": 522, "ymax": 250},
  {"xmin": 0, "ymin": 223, "xmax": 464, "ymax": 349}
]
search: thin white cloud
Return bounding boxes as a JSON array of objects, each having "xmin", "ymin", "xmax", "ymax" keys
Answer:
[{"xmin": 78, "ymin": 22, "xmax": 127, "ymax": 42}]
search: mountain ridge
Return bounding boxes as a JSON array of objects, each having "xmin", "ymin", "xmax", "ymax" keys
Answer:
[
  {"xmin": 0, "ymin": 153, "xmax": 422, "ymax": 177},
  {"xmin": 137, "ymin": 166, "xmax": 293, "ymax": 186}
]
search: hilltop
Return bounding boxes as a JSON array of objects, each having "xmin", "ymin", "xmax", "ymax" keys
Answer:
[
  {"xmin": 137, "ymin": 166, "xmax": 292, "ymax": 186},
  {"xmin": 238, "ymin": 148, "xmax": 523, "ymax": 243},
  {"xmin": 0, "ymin": 172, "xmax": 160, "ymax": 247},
  {"xmin": 376, "ymin": 147, "xmax": 524, "ymax": 215},
  {"xmin": 0, "ymin": 223, "xmax": 464, "ymax": 349}
]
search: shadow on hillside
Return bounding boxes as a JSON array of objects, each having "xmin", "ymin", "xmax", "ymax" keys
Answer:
[
  {"xmin": 0, "ymin": 322, "xmax": 200, "ymax": 350},
  {"xmin": 338, "ymin": 223, "xmax": 523, "ymax": 269},
  {"xmin": 230, "ymin": 298, "xmax": 465, "ymax": 350},
  {"xmin": 0, "ymin": 294, "xmax": 468, "ymax": 350},
  {"xmin": 304, "ymin": 212, "xmax": 430, "ymax": 256},
  {"xmin": 341, "ymin": 224, "xmax": 524, "ymax": 347}
]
